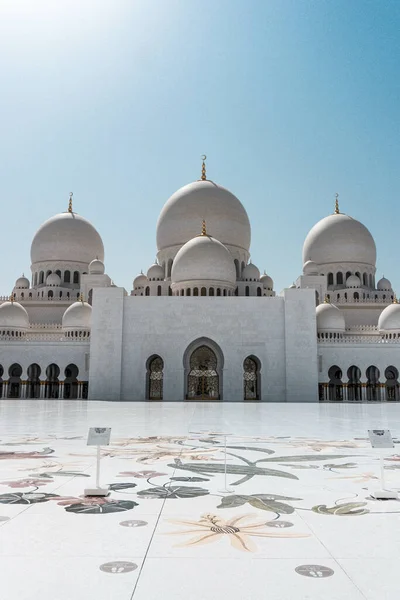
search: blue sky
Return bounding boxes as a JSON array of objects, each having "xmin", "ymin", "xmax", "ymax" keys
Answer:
[{"xmin": 0, "ymin": 0, "xmax": 399, "ymax": 293}]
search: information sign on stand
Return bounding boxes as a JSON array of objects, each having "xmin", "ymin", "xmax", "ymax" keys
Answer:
[
  {"xmin": 84, "ymin": 427, "xmax": 111, "ymax": 497},
  {"xmin": 368, "ymin": 429, "xmax": 398, "ymax": 500}
]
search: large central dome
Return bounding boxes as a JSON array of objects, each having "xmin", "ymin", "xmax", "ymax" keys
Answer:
[
  {"xmin": 31, "ymin": 211, "xmax": 104, "ymax": 265},
  {"xmin": 156, "ymin": 180, "xmax": 251, "ymax": 252},
  {"xmin": 302, "ymin": 212, "xmax": 376, "ymax": 267}
]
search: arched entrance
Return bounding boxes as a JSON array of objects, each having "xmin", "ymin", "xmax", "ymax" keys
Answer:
[
  {"xmin": 45, "ymin": 364, "xmax": 60, "ymax": 399},
  {"xmin": 366, "ymin": 366, "xmax": 380, "ymax": 401},
  {"xmin": 64, "ymin": 364, "xmax": 79, "ymax": 399},
  {"xmin": 328, "ymin": 365, "xmax": 343, "ymax": 401},
  {"xmin": 146, "ymin": 355, "xmax": 164, "ymax": 400},
  {"xmin": 27, "ymin": 363, "xmax": 41, "ymax": 399},
  {"xmin": 8, "ymin": 364, "xmax": 22, "ymax": 398},
  {"xmin": 243, "ymin": 356, "xmax": 260, "ymax": 400},
  {"xmin": 187, "ymin": 345, "xmax": 220, "ymax": 400},
  {"xmin": 347, "ymin": 365, "xmax": 362, "ymax": 401},
  {"xmin": 385, "ymin": 366, "xmax": 399, "ymax": 401}
]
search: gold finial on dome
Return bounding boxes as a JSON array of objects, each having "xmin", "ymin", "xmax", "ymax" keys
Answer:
[
  {"xmin": 324, "ymin": 294, "xmax": 330, "ymax": 303},
  {"xmin": 201, "ymin": 155, "xmax": 207, "ymax": 181},
  {"xmin": 9, "ymin": 293, "xmax": 15, "ymax": 303},
  {"xmin": 68, "ymin": 192, "xmax": 73, "ymax": 213},
  {"xmin": 79, "ymin": 293, "xmax": 84, "ymax": 303},
  {"xmin": 201, "ymin": 219, "xmax": 207, "ymax": 236},
  {"xmin": 393, "ymin": 294, "xmax": 398, "ymax": 304},
  {"xmin": 334, "ymin": 193, "xmax": 340, "ymax": 215}
]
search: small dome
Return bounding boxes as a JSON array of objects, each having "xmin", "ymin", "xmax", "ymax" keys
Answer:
[
  {"xmin": 260, "ymin": 272, "xmax": 273, "ymax": 289},
  {"xmin": 14, "ymin": 275, "xmax": 30, "ymax": 289},
  {"xmin": 89, "ymin": 258, "xmax": 105, "ymax": 275},
  {"xmin": 378, "ymin": 302, "xmax": 400, "ymax": 333},
  {"xmin": 303, "ymin": 260, "xmax": 319, "ymax": 275},
  {"xmin": 31, "ymin": 211, "xmax": 104, "ymax": 266},
  {"xmin": 377, "ymin": 277, "xmax": 392, "ymax": 291},
  {"xmin": 62, "ymin": 299, "xmax": 92, "ymax": 331},
  {"xmin": 303, "ymin": 212, "xmax": 376, "ymax": 268},
  {"xmin": 147, "ymin": 263, "xmax": 164, "ymax": 281},
  {"xmin": 346, "ymin": 274, "xmax": 361, "ymax": 288},
  {"xmin": 171, "ymin": 234, "xmax": 236, "ymax": 286},
  {"xmin": 133, "ymin": 273, "xmax": 148, "ymax": 289},
  {"xmin": 316, "ymin": 302, "xmax": 346, "ymax": 333},
  {"xmin": 156, "ymin": 180, "xmax": 251, "ymax": 253},
  {"xmin": 46, "ymin": 273, "xmax": 61, "ymax": 286},
  {"xmin": 0, "ymin": 300, "xmax": 29, "ymax": 330},
  {"xmin": 242, "ymin": 263, "xmax": 260, "ymax": 281}
]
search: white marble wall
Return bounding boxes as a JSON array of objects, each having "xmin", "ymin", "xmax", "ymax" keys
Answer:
[{"xmin": 89, "ymin": 288, "xmax": 319, "ymax": 402}]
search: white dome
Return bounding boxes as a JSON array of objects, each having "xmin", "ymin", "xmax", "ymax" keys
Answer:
[
  {"xmin": 147, "ymin": 263, "xmax": 164, "ymax": 281},
  {"xmin": 31, "ymin": 211, "xmax": 104, "ymax": 266},
  {"xmin": 46, "ymin": 273, "xmax": 61, "ymax": 286},
  {"xmin": 260, "ymin": 273, "xmax": 273, "ymax": 289},
  {"xmin": 378, "ymin": 302, "xmax": 400, "ymax": 333},
  {"xmin": 156, "ymin": 180, "xmax": 251, "ymax": 253},
  {"xmin": 14, "ymin": 276, "xmax": 30, "ymax": 289},
  {"xmin": 133, "ymin": 273, "xmax": 148, "ymax": 289},
  {"xmin": 0, "ymin": 301, "xmax": 29, "ymax": 330},
  {"xmin": 303, "ymin": 260, "xmax": 319, "ymax": 275},
  {"xmin": 62, "ymin": 300, "xmax": 92, "ymax": 331},
  {"xmin": 346, "ymin": 274, "xmax": 361, "ymax": 288},
  {"xmin": 303, "ymin": 213, "xmax": 376, "ymax": 267},
  {"xmin": 89, "ymin": 258, "xmax": 105, "ymax": 275},
  {"xmin": 377, "ymin": 277, "xmax": 392, "ymax": 291},
  {"xmin": 171, "ymin": 234, "xmax": 236, "ymax": 285},
  {"xmin": 316, "ymin": 302, "xmax": 346, "ymax": 333},
  {"xmin": 242, "ymin": 263, "xmax": 260, "ymax": 281}
]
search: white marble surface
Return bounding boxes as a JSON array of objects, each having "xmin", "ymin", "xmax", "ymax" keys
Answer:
[{"xmin": 0, "ymin": 400, "xmax": 400, "ymax": 599}]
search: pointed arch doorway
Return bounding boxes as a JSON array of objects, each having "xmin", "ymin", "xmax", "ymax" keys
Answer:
[{"xmin": 184, "ymin": 341, "xmax": 223, "ymax": 400}]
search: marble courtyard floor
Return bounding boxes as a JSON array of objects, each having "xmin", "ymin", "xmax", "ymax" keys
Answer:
[{"xmin": 0, "ymin": 401, "xmax": 400, "ymax": 599}]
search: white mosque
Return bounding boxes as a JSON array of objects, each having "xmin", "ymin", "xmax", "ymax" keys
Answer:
[{"xmin": 0, "ymin": 160, "xmax": 399, "ymax": 403}]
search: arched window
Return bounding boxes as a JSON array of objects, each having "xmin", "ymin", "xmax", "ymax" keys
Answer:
[
  {"xmin": 64, "ymin": 270, "xmax": 71, "ymax": 283},
  {"xmin": 167, "ymin": 259, "xmax": 173, "ymax": 278},
  {"xmin": 34, "ymin": 273, "xmax": 38, "ymax": 286},
  {"xmin": 59, "ymin": 291, "xmax": 62, "ymax": 298},
  {"xmin": 201, "ymin": 287, "xmax": 207, "ymax": 296},
  {"xmin": 257, "ymin": 287, "xmax": 262, "ymax": 297},
  {"xmin": 27, "ymin": 363, "xmax": 41, "ymax": 399},
  {"xmin": 347, "ymin": 365, "xmax": 362, "ymax": 401},
  {"xmin": 21, "ymin": 293, "xmax": 24, "ymax": 299},
  {"xmin": 55, "ymin": 270, "xmax": 61, "ymax": 278},
  {"xmin": 327, "ymin": 273, "xmax": 334, "ymax": 286},
  {"xmin": 235, "ymin": 287, "xmax": 238, "ymax": 296},
  {"xmin": 209, "ymin": 288, "xmax": 214, "ymax": 296},
  {"xmin": 346, "ymin": 271, "xmax": 351, "ymax": 280},
  {"xmin": 39, "ymin": 271, "xmax": 44, "ymax": 284},
  {"xmin": 328, "ymin": 365, "xmax": 343, "ymax": 401},
  {"xmin": 187, "ymin": 345, "xmax": 219, "ymax": 400},
  {"xmin": 366, "ymin": 366, "xmax": 380, "ymax": 401},
  {"xmin": 186, "ymin": 288, "xmax": 191, "ymax": 296},
  {"xmin": 145, "ymin": 286, "xmax": 150, "ymax": 296},
  {"xmin": 216, "ymin": 288, "xmax": 221, "ymax": 296},
  {"xmin": 385, "ymin": 366, "xmax": 399, "ymax": 401},
  {"xmin": 193, "ymin": 288, "xmax": 199, "ymax": 296},
  {"xmin": 363, "ymin": 273, "xmax": 367, "ymax": 286},
  {"xmin": 146, "ymin": 355, "xmax": 164, "ymax": 400},
  {"xmin": 354, "ymin": 292, "xmax": 359, "ymax": 300},
  {"xmin": 45, "ymin": 364, "xmax": 60, "ymax": 399},
  {"xmin": 8, "ymin": 363, "xmax": 22, "ymax": 398},
  {"xmin": 73, "ymin": 271, "xmax": 80, "ymax": 284},
  {"xmin": 223, "ymin": 289, "xmax": 227, "ymax": 296},
  {"xmin": 234, "ymin": 259, "xmax": 240, "ymax": 279},
  {"xmin": 180, "ymin": 289, "xmax": 184, "ymax": 296},
  {"xmin": 168, "ymin": 287, "xmax": 172, "ymax": 296},
  {"xmin": 46, "ymin": 270, "xmax": 52, "ymax": 278},
  {"xmin": 48, "ymin": 290, "xmax": 53, "ymax": 298},
  {"xmin": 157, "ymin": 285, "xmax": 162, "ymax": 296},
  {"xmin": 336, "ymin": 272, "xmax": 343, "ymax": 285},
  {"xmin": 355, "ymin": 272, "xmax": 361, "ymax": 280},
  {"xmin": 245, "ymin": 286, "xmax": 250, "ymax": 297},
  {"xmin": 64, "ymin": 364, "xmax": 79, "ymax": 399},
  {"xmin": 243, "ymin": 356, "xmax": 260, "ymax": 400}
]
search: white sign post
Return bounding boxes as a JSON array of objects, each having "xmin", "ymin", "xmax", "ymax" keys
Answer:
[
  {"xmin": 84, "ymin": 427, "xmax": 111, "ymax": 497},
  {"xmin": 368, "ymin": 429, "xmax": 398, "ymax": 500}
]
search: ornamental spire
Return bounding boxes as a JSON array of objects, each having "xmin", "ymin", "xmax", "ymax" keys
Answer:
[
  {"xmin": 79, "ymin": 293, "xmax": 84, "ymax": 303},
  {"xmin": 324, "ymin": 294, "xmax": 330, "ymax": 303},
  {"xmin": 201, "ymin": 155, "xmax": 207, "ymax": 181},
  {"xmin": 9, "ymin": 293, "xmax": 14, "ymax": 303},
  {"xmin": 68, "ymin": 192, "xmax": 73, "ymax": 213},
  {"xmin": 393, "ymin": 294, "xmax": 398, "ymax": 304},
  {"xmin": 201, "ymin": 219, "xmax": 207, "ymax": 236},
  {"xmin": 334, "ymin": 193, "xmax": 339, "ymax": 214}
]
